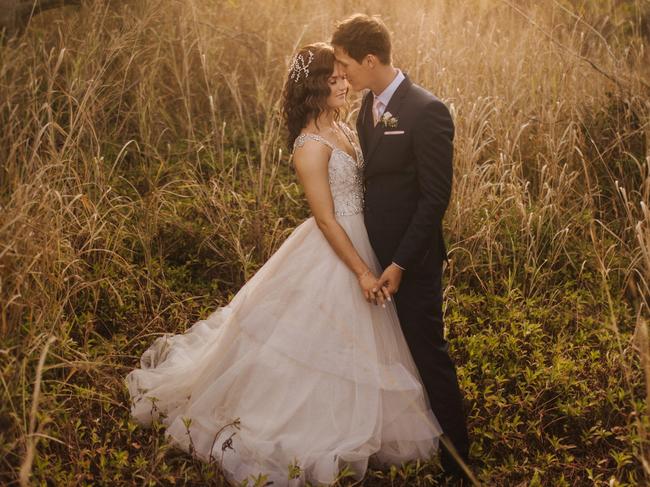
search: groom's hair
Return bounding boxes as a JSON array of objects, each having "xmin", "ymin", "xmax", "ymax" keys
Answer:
[{"xmin": 331, "ymin": 14, "xmax": 391, "ymax": 65}]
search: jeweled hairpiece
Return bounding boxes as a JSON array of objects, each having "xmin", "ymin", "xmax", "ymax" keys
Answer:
[{"xmin": 288, "ymin": 50, "xmax": 314, "ymax": 83}]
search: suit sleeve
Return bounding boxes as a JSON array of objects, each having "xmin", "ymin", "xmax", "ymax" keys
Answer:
[{"xmin": 392, "ymin": 99, "xmax": 454, "ymax": 269}]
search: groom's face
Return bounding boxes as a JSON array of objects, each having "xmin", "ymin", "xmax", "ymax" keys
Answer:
[{"xmin": 333, "ymin": 46, "xmax": 371, "ymax": 92}]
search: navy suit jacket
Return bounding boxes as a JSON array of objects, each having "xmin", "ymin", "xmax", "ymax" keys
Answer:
[{"xmin": 357, "ymin": 75, "xmax": 453, "ymax": 272}]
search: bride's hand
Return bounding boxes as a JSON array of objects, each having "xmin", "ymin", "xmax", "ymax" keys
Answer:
[{"xmin": 357, "ymin": 270, "xmax": 385, "ymax": 306}]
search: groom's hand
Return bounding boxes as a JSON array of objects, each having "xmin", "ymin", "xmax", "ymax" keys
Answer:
[{"xmin": 377, "ymin": 263, "xmax": 403, "ymax": 295}]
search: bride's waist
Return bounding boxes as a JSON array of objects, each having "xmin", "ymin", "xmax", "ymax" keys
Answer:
[
  {"xmin": 304, "ymin": 210, "xmax": 363, "ymax": 227},
  {"xmin": 332, "ymin": 194, "xmax": 364, "ymax": 218}
]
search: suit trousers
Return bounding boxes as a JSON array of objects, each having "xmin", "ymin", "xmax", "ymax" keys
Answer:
[{"xmin": 393, "ymin": 262, "xmax": 470, "ymax": 470}]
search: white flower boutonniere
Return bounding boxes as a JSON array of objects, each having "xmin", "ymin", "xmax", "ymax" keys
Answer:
[{"xmin": 379, "ymin": 111, "xmax": 398, "ymax": 129}]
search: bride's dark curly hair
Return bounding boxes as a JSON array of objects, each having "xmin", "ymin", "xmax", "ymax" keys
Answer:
[{"xmin": 282, "ymin": 43, "xmax": 340, "ymax": 150}]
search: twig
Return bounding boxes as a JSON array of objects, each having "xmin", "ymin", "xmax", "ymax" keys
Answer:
[{"xmin": 499, "ymin": 0, "xmax": 650, "ymax": 93}]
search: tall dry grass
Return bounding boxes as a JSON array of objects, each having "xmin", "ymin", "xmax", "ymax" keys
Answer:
[{"xmin": 0, "ymin": 0, "xmax": 648, "ymax": 485}]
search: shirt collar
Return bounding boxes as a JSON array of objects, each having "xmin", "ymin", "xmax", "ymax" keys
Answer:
[{"xmin": 374, "ymin": 68, "xmax": 405, "ymax": 107}]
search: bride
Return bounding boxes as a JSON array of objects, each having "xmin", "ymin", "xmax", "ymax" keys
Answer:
[{"xmin": 125, "ymin": 42, "xmax": 442, "ymax": 487}]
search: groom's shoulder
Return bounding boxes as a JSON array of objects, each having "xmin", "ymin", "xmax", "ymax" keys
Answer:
[
  {"xmin": 405, "ymin": 81, "xmax": 453, "ymax": 130},
  {"xmin": 408, "ymin": 81, "xmax": 444, "ymax": 108},
  {"xmin": 406, "ymin": 81, "xmax": 453, "ymax": 119}
]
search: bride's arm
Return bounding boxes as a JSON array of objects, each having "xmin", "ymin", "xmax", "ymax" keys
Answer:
[{"xmin": 292, "ymin": 139, "xmax": 384, "ymax": 305}]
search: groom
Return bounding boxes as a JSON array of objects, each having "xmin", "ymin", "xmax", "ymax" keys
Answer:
[{"xmin": 332, "ymin": 14, "xmax": 470, "ymax": 477}]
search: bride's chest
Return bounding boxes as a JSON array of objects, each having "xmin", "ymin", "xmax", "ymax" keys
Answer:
[{"xmin": 328, "ymin": 150, "xmax": 363, "ymax": 190}]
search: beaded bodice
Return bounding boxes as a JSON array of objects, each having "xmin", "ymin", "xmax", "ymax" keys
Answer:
[{"xmin": 293, "ymin": 122, "xmax": 365, "ymax": 217}]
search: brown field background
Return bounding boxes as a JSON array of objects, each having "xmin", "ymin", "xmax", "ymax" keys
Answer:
[{"xmin": 1, "ymin": 0, "xmax": 649, "ymax": 485}]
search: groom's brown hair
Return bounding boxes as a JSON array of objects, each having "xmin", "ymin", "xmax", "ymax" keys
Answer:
[{"xmin": 331, "ymin": 14, "xmax": 392, "ymax": 65}]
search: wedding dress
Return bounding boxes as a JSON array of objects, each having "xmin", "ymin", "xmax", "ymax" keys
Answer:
[{"xmin": 125, "ymin": 122, "xmax": 442, "ymax": 486}]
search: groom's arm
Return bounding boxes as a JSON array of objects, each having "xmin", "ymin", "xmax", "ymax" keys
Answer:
[{"xmin": 391, "ymin": 99, "xmax": 454, "ymax": 270}]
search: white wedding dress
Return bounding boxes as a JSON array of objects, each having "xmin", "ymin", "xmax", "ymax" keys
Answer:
[{"xmin": 125, "ymin": 122, "xmax": 442, "ymax": 486}]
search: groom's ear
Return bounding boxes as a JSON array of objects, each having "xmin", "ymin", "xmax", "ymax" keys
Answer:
[{"xmin": 364, "ymin": 54, "xmax": 378, "ymax": 69}]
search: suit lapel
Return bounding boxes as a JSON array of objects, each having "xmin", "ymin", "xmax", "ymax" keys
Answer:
[
  {"xmin": 364, "ymin": 75, "xmax": 412, "ymax": 164},
  {"xmin": 356, "ymin": 91, "xmax": 372, "ymax": 155}
]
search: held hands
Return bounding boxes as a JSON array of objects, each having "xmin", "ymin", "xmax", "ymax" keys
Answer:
[
  {"xmin": 376, "ymin": 263, "xmax": 403, "ymax": 296},
  {"xmin": 357, "ymin": 270, "xmax": 385, "ymax": 306},
  {"xmin": 357, "ymin": 268, "xmax": 396, "ymax": 307}
]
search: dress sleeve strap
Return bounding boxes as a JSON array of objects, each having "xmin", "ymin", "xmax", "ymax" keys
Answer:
[{"xmin": 293, "ymin": 133, "xmax": 335, "ymax": 152}]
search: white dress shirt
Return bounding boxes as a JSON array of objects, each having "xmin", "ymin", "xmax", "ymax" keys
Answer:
[{"xmin": 372, "ymin": 69, "xmax": 405, "ymax": 121}]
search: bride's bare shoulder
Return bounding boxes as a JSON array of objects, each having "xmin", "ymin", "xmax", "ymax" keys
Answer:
[{"xmin": 292, "ymin": 133, "xmax": 331, "ymax": 171}]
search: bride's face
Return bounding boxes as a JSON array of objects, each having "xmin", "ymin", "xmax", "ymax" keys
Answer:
[{"xmin": 325, "ymin": 62, "xmax": 348, "ymax": 110}]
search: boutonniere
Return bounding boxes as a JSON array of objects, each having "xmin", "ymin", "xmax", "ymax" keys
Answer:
[{"xmin": 379, "ymin": 111, "xmax": 398, "ymax": 128}]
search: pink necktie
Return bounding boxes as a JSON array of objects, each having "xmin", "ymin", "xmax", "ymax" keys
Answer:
[{"xmin": 372, "ymin": 97, "xmax": 382, "ymax": 126}]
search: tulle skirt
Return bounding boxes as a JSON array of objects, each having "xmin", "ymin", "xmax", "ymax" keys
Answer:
[{"xmin": 125, "ymin": 212, "xmax": 442, "ymax": 486}]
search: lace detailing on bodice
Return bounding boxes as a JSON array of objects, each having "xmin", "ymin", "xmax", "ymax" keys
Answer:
[{"xmin": 293, "ymin": 123, "xmax": 365, "ymax": 217}]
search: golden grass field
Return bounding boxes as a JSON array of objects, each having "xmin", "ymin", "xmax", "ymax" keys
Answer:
[{"xmin": 1, "ymin": 0, "xmax": 649, "ymax": 485}]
